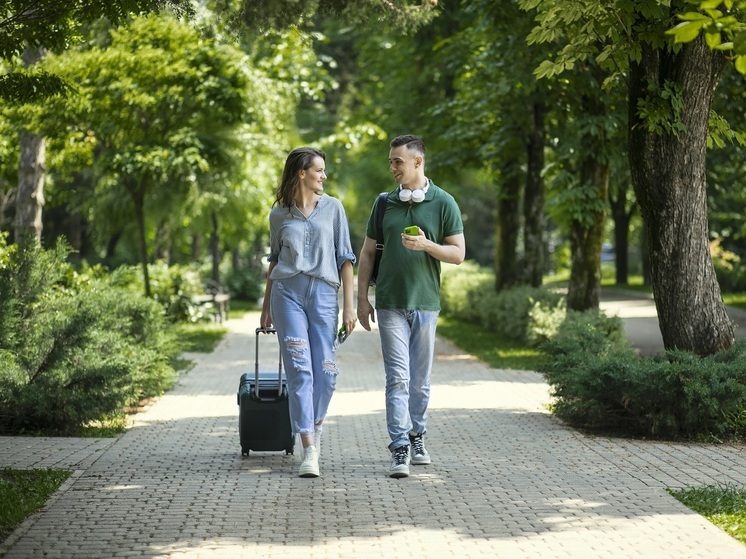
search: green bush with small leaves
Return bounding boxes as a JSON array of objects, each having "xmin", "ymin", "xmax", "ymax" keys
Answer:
[
  {"xmin": 440, "ymin": 262, "xmax": 617, "ymax": 346},
  {"xmin": 541, "ymin": 319, "xmax": 746, "ymax": 440},
  {"xmin": 441, "ymin": 261, "xmax": 746, "ymax": 440},
  {"xmin": 0, "ymin": 234, "xmax": 180, "ymax": 435},
  {"xmin": 108, "ymin": 261, "xmax": 211, "ymax": 323}
]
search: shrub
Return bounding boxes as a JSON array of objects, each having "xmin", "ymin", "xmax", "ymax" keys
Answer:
[
  {"xmin": 440, "ymin": 261, "xmax": 493, "ymax": 318},
  {"xmin": 0, "ymin": 237, "xmax": 179, "ymax": 435},
  {"xmin": 216, "ymin": 250, "xmax": 265, "ymax": 302},
  {"xmin": 108, "ymin": 262, "xmax": 210, "ymax": 322},
  {"xmin": 440, "ymin": 259, "xmax": 746, "ymax": 441},
  {"xmin": 541, "ymin": 321, "xmax": 746, "ymax": 439},
  {"xmin": 711, "ymin": 238, "xmax": 746, "ymax": 292},
  {"xmin": 441, "ymin": 262, "xmax": 606, "ymax": 346}
]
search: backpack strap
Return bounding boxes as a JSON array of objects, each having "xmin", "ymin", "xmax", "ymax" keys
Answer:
[
  {"xmin": 375, "ymin": 192, "xmax": 387, "ymax": 251},
  {"xmin": 370, "ymin": 192, "xmax": 388, "ymax": 286}
]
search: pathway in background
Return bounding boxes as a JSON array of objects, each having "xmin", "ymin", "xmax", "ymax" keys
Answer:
[{"xmin": 600, "ymin": 288, "xmax": 746, "ymax": 355}]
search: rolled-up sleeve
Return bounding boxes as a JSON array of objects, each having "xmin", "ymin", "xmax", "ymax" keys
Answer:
[{"xmin": 334, "ymin": 201, "xmax": 356, "ymax": 270}]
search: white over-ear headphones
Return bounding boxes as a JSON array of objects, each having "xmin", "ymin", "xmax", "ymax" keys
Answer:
[{"xmin": 398, "ymin": 181, "xmax": 429, "ymax": 203}]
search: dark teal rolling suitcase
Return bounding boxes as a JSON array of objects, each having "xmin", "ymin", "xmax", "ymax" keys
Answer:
[{"xmin": 237, "ymin": 328, "xmax": 295, "ymax": 456}]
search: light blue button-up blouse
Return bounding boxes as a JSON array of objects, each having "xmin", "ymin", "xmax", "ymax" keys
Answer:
[{"xmin": 268, "ymin": 194, "xmax": 356, "ymax": 289}]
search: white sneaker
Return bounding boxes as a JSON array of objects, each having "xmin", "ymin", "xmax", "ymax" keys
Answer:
[
  {"xmin": 389, "ymin": 445, "xmax": 410, "ymax": 478},
  {"xmin": 299, "ymin": 445, "xmax": 320, "ymax": 478},
  {"xmin": 409, "ymin": 434, "xmax": 431, "ymax": 465}
]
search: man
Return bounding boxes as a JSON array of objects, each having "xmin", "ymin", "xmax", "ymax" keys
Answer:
[{"xmin": 357, "ymin": 134, "xmax": 465, "ymax": 478}]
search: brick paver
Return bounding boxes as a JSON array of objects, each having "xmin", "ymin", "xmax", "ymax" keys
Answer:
[{"xmin": 1, "ymin": 309, "xmax": 745, "ymax": 558}]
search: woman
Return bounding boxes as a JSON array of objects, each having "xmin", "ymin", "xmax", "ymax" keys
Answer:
[{"xmin": 260, "ymin": 147, "xmax": 356, "ymax": 477}]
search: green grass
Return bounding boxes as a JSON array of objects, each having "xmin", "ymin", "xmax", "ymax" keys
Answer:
[
  {"xmin": 437, "ymin": 316, "xmax": 545, "ymax": 371},
  {"xmin": 172, "ymin": 322, "xmax": 228, "ymax": 353},
  {"xmin": 227, "ymin": 299, "xmax": 257, "ymax": 318},
  {"xmin": 0, "ymin": 468, "xmax": 71, "ymax": 542},
  {"xmin": 669, "ymin": 485, "xmax": 746, "ymax": 545},
  {"xmin": 171, "ymin": 299, "xmax": 257, "ymax": 354}
]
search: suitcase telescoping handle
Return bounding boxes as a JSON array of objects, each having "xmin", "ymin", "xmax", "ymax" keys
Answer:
[{"xmin": 255, "ymin": 327, "xmax": 283, "ymax": 399}]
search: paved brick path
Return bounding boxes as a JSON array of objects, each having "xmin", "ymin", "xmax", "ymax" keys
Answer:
[{"xmin": 2, "ymin": 308, "xmax": 746, "ymax": 558}]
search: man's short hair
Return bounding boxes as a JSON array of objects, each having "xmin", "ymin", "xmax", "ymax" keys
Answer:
[{"xmin": 390, "ymin": 135, "xmax": 425, "ymax": 156}]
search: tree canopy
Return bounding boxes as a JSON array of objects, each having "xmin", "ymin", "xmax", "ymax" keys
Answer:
[{"xmin": 0, "ymin": 0, "xmax": 193, "ymax": 101}]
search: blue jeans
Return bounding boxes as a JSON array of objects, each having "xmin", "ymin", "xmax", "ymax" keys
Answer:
[
  {"xmin": 270, "ymin": 274, "xmax": 339, "ymax": 436},
  {"xmin": 377, "ymin": 309, "xmax": 438, "ymax": 451}
]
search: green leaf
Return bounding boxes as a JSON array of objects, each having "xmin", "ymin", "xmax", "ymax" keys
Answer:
[
  {"xmin": 706, "ymin": 32, "xmax": 722, "ymax": 48},
  {"xmin": 667, "ymin": 21, "xmax": 706, "ymax": 43},
  {"xmin": 678, "ymin": 11, "xmax": 711, "ymax": 21},
  {"xmin": 735, "ymin": 55, "xmax": 746, "ymax": 75},
  {"xmin": 714, "ymin": 41, "xmax": 734, "ymax": 51}
]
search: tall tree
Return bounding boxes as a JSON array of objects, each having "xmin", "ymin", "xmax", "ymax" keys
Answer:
[
  {"xmin": 629, "ymin": 37, "xmax": 731, "ymax": 353},
  {"xmin": 37, "ymin": 14, "xmax": 252, "ymax": 296},
  {"xmin": 2, "ymin": 1, "xmax": 192, "ymax": 250},
  {"xmin": 431, "ymin": 0, "xmax": 554, "ymax": 287},
  {"xmin": 522, "ymin": 0, "xmax": 736, "ymax": 355}
]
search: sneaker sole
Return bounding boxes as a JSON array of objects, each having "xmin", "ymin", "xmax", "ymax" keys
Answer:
[
  {"xmin": 299, "ymin": 464, "xmax": 320, "ymax": 477},
  {"xmin": 411, "ymin": 456, "xmax": 431, "ymax": 465},
  {"xmin": 389, "ymin": 466, "xmax": 410, "ymax": 478}
]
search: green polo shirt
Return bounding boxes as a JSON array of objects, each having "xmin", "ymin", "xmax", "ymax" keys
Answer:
[{"xmin": 366, "ymin": 181, "xmax": 463, "ymax": 311}]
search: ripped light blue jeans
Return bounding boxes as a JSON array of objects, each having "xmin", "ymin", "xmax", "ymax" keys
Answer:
[
  {"xmin": 270, "ymin": 273, "xmax": 339, "ymax": 436},
  {"xmin": 377, "ymin": 309, "xmax": 438, "ymax": 451}
]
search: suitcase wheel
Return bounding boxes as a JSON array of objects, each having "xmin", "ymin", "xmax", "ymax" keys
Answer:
[
  {"xmin": 241, "ymin": 448, "xmax": 249, "ymax": 456},
  {"xmin": 286, "ymin": 448, "xmax": 294, "ymax": 455}
]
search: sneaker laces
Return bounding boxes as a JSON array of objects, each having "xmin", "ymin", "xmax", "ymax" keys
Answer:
[
  {"xmin": 303, "ymin": 445, "xmax": 317, "ymax": 462},
  {"xmin": 410, "ymin": 435, "xmax": 425, "ymax": 456},
  {"xmin": 393, "ymin": 446, "xmax": 409, "ymax": 465}
]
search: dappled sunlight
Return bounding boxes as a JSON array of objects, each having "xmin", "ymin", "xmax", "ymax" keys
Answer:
[
  {"xmin": 430, "ymin": 380, "xmax": 551, "ymax": 411},
  {"xmin": 600, "ymin": 298, "xmax": 659, "ymax": 318},
  {"xmin": 130, "ymin": 503, "xmax": 709, "ymax": 559},
  {"xmin": 132, "ymin": 395, "xmax": 235, "ymax": 426},
  {"xmin": 438, "ymin": 353, "xmax": 478, "ymax": 361},
  {"xmin": 328, "ymin": 390, "xmax": 385, "ymax": 416},
  {"xmin": 103, "ymin": 485, "xmax": 146, "ymax": 492}
]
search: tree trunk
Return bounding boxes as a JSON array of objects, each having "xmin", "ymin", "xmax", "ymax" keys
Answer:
[
  {"xmin": 106, "ymin": 231, "xmax": 122, "ymax": 260},
  {"xmin": 14, "ymin": 45, "xmax": 46, "ymax": 246},
  {"xmin": 128, "ymin": 182, "xmax": 151, "ymax": 298},
  {"xmin": 524, "ymin": 101, "xmax": 545, "ymax": 287},
  {"xmin": 210, "ymin": 211, "xmax": 220, "ymax": 286},
  {"xmin": 15, "ymin": 131, "xmax": 46, "ymax": 245},
  {"xmin": 67, "ymin": 211, "xmax": 83, "ymax": 263},
  {"xmin": 0, "ymin": 184, "xmax": 14, "ymax": 230},
  {"xmin": 640, "ymin": 221, "xmax": 651, "ymax": 286},
  {"xmin": 628, "ymin": 38, "xmax": 732, "ymax": 355},
  {"xmin": 192, "ymin": 233, "xmax": 201, "ymax": 261},
  {"xmin": 154, "ymin": 220, "xmax": 171, "ymax": 263},
  {"xmin": 494, "ymin": 170, "xmax": 520, "ymax": 290},
  {"xmin": 566, "ymin": 159, "xmax": 608, "ymax": 311},
  {"xmin": 608, "ymin": 184, "xmax": 635, "ymax": 285},
  {"xmin": 612, "ymin": 208, "xmax": 630, "ymax": 285}
]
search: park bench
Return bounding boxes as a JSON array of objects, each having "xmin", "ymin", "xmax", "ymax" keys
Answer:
[{"xmin": 194, "ymin": 281, "xmax": 231, "ymax": 323}]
